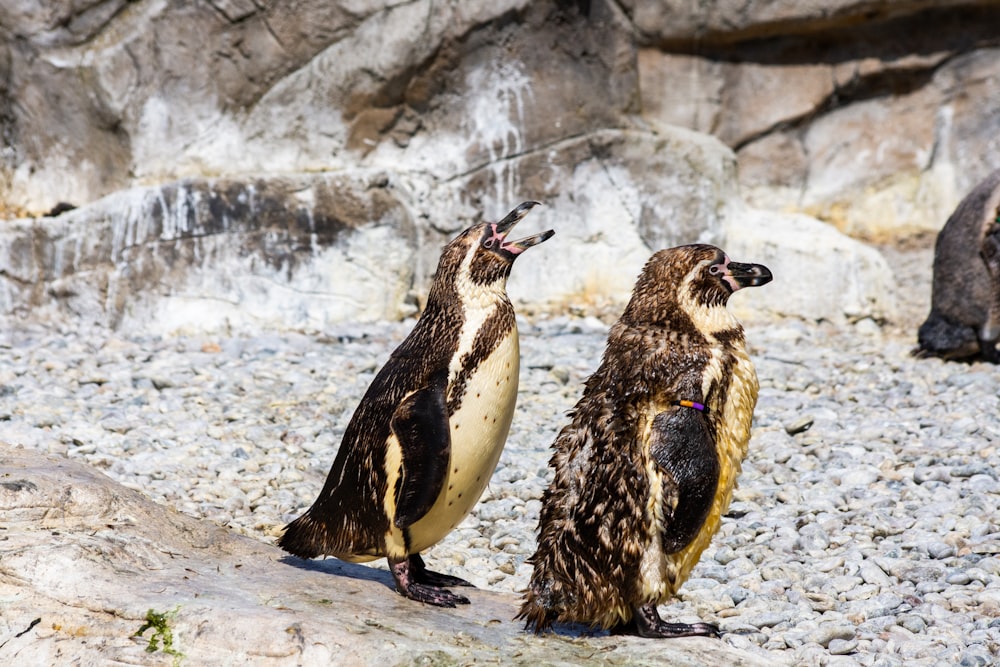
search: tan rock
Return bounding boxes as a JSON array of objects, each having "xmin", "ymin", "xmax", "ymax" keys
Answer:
[
  {"xmin": 723, "ymin": 207, "xmax": 897, "ymax": 324},
  {"xmin": 630, "ymin": 1, "xmax": 1000, "ymax": 241},
  {"xmin": 719, "ymin": 63, "xmax": 834, "ymax": 148}
]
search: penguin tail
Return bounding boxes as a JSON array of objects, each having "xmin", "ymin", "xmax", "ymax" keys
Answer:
[
  {"xmin": 276, "ymin": 511, "xmax": 326, "ymax": 559},
  {"xmin": 514, "ymin": 597, "xmax": 554, "ymax": 634},
  {"xmin": 515, "ymin": 579, "xmax": 560, "ymax": 633}
]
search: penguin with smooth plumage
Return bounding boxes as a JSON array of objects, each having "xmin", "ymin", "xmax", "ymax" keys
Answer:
[
  {"xmin": 914, "ymin": 167, "xmax": 1000, "ymax": 362},
  {"xmin": 279, "ymin": 201, "xmax": 553, "ymax": 607},
  {"xmin": 517, "ymin": 244, "xmax": 771, "ymax": 637}
]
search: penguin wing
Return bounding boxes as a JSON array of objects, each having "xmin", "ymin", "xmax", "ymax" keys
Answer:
[
  {"xmin": 649, "ymin": 406, "xmax": 721, "ymax": 554},
  {"xmin": 980, "ymin": 221, "xmax": 1000, "ymax": 360},
  {"xmin": 389, "ymin": 369, "xmax": 451, "ymax": 529}
]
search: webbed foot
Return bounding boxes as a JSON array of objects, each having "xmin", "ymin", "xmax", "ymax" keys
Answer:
[
  {"xmin": 389, "ymin": 555, "xmax": 471, "ymax": 607},
  {"xmin": 613, "ymin": 603, "xmax": 719, "ymax": 639}
]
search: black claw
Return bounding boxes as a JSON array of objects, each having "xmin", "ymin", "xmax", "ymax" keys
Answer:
[
  {"xmin": 634, "ymin": 621, "xmax": 720, "ymax": 639},
  {"xmin": 407, "ymin": 553, "xmax": 475, "ymax": 587}
]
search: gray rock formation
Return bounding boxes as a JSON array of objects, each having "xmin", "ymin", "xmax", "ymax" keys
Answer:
[
  {"xmin": 1, "ymin": 171, "xmax": 419, "ymax": 330},
  {"xmin": 2, "ymin": 124, "xmax": 773, "ymax": 331},
  {"xmin": 4, "ymin": 1, "xmax": 999, "ymax": 235},
  {"xmin": 635, "ymin": 0, "xmax": 1000, "ymax": 238},
  {"xmin": 2, "ymin": 0, "xmax": 632, "ymax": 215},
  {"xmin": 0, "ymin": 443, "xmax": 778, "ymax": 665},
  {"xmin": 723, "ymin": 207, "xmax": 895, "ymax": 324},
  {"xmin": 11, "ymin": 0, "xmax": 986, "ymax": 329}
]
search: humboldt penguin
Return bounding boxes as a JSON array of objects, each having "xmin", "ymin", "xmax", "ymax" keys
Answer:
[
  {"xmin": 914, "ymin": 167, "xmax": 1000, "ymax": 362},
  {"xmin": 279, "ymin": 201, "xmax": 553, "ymax": 607},
  {"xmin": 517, "ymin": 244, "xmax": 771, "ymax": 638}
]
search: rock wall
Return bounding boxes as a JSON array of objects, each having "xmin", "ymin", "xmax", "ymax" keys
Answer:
[
  {"xmin": 635, "ymin": 0, "xmax": 1000, "ymax": 239},
  {"xmin": 1, "ymin": 172, "xmax": 419, "ymax": 330},
  {"xmin": 7, "ymin": 0, "xmax": 992, "ymax": 330},
  {"xmin": 1, "ymin": 124, "xmax": 761, "ymax": 331},
  {"xmin": 2, "ymin": 0, "xmax": 632, "ymax": 215}
]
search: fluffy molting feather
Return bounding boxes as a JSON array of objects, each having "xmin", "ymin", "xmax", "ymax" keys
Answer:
[{"xmin": 518, "ymin": 244, "xmax": 771, "ymax": 638}]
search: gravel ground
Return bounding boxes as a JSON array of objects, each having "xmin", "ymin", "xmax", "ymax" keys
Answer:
[{"xmin": 2, "ymin": 244, "xmax": 999, "ymax": 665}]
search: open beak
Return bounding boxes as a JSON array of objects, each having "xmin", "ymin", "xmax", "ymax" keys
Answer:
[
  {"xmin": 490, "ymin": 201, "xmax": 555, "ymax": 255},
  {"xmin": 725, "ymin": 261, "xmax": 773, "ymax": 290}
]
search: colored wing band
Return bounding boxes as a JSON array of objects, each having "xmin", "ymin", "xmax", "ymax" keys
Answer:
[{"xmin": 673, "ymin": 399, "xmax": 707, "ymax": 412}]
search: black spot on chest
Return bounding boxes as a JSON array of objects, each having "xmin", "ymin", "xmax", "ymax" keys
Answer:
[{"xmin": 446, "ymin": 305, "xmax": 515, "ymax": 414}]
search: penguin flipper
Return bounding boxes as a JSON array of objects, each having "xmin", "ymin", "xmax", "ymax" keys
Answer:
[
  {"xmin": 390, "ymin": 370, "xmax": 451, "ymax": 529},
  {"xmin": 649, "ymin": 405, "xmax": 720, "ymax": 554}
]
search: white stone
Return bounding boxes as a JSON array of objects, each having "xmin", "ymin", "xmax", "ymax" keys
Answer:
[{"xmin": 723, "ymin": 206, "xmax": 897, "ymax": 325}]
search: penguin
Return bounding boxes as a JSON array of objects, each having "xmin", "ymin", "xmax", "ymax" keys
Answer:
[
  {"xmin": 914, "ymin": 167, "xmax": 1000, "ymax": 362},
  {"xmin": 517, "ymin": 244, "xmax": 771, "ymax": 638},
  {"xmin": 279, "ymin": 201, "xmax": 553, "ymax": 607}
]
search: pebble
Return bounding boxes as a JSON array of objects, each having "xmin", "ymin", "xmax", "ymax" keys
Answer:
[
  {"xmin": 2, "ymin": 294, "xmax": 999, "ymax": 665},
  {"xmin": 858, "ymin": 560, "xmax": 892, "ymax": 587},
  {"xmin": 828, "ymin": 638, "xmax": 859, "ymax": 655},
  {"xmin": 927, "ymin": 542, "xmax": 957, "ymax": 560},
  {"xmin": 784, "ymin": 416, "xmax": 814, "ymax": 435}
]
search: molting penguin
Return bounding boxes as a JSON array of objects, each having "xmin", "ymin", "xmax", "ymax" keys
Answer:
[
  {"xmin": 517, "ymin": 244, "xmax": 771, "ymax": 638},
  {"xmin": 915, "ymin": 168, "xmax": 1000, "ymax": 362},
  {"xmin": 279, "ymin": 202, "xmax": 553, "ymax": 607}
]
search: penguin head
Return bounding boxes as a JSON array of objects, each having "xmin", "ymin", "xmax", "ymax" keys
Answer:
[
  {"xmin": 624, "ymin": 244, "xmax": 772, "ymax": 322},
  {"xmin": 431, "ymin": 201, "xmax": 554, "ymax": 296},
  {"xmin": 701, "ymin": 247, "xmax": 773, "ymax": 301}
]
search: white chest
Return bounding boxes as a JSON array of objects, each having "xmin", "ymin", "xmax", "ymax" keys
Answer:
[{"xmin": 402, "ymin": 328, "xmax": 520, "ymax": 553}]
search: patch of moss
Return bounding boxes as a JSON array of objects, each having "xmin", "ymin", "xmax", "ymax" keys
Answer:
[{"xmin": 134, "ymin": 607, "xmax": 184, "ymax": 664}]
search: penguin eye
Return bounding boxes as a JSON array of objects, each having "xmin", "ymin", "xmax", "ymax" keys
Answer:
[
  {"xmin": 708, "ymin": 265, "xmax": 722, "ymax": 276},
  {"xmin": 482, "ymin": 223, "xmax": 505, "ymax": 251}
]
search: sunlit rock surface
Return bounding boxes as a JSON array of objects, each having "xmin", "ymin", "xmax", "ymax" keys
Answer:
[{"xmin": 0, "ymin": 443, "xmax": 778, "ymax": 666}]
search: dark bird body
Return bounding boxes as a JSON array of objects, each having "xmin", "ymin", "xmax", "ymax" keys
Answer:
[
  {"xmin": 518, "ymin": 244, "xmax": 771, "ymax": 638},
  {"xmin": 279, "ymin": 202, "xmax": 553, "ymax": 607},
  {"xmin": 915, "ymin": 168, "xmax": 1000, "ymax": 362}
]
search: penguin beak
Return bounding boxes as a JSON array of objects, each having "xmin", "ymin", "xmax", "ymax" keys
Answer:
[
  {"xmin": 488, "ymin": 201, "xmax": 555, "ymax": 255},
  {"xmin": 723, "ymin": 260, "xmax": 773, "ymax": 291}
]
